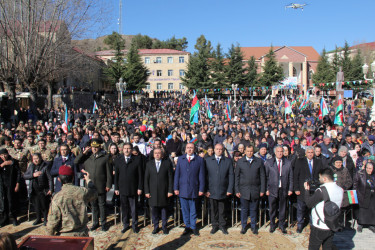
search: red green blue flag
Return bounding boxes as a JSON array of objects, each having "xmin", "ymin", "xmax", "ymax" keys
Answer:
[
  {"xmin": 190, "ymin": 90, "xmax": 200, "ymax": 125},
  {"xmin": 225, "ymin": 98, "xmax": 231, "ymax": 121},
  {"xmin": 347, "ymin": 190, "xmax": 358, "ymax": 204},
  {"xmin": 334, "ymin": 94, "xmax": 344, "ymax": 126}
]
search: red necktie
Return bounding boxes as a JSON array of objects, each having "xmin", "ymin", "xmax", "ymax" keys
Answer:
[
  {"xmin": 188, "ymin": 157, "xmax": 191, "ymax": 163},
  {"xmin": 277, "ymin": 160, "xmax": 281, "ymax": 174}
]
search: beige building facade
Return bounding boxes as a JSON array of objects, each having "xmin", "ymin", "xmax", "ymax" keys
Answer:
[{"xmin": 95, "ymin": 49, "xmax": 190, "ymax": 95}]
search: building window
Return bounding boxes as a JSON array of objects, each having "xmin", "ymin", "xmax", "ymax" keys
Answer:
[
  {"xmin": 145, "ymin": 57, "xmax": 150, "ymax": 64},
  {"xmin": 179, "ymin": 83, "xmax": 184, "ymax": 89},
  {"xmin": 146, "ymin": 83, "xmax": 150, "ymax": 89},
  {"xmin": 157, "ymin": 70, "xmax": 162, "ymax": 76},
  {"xmin": 179, "ymin": 56, "xmax": 184, "ymax": 63},
  {"xmin": 168, "ymin": 70, "xmax": 173, "ymax": 76},
  {"xmin": 157, "ymin": 83, "xmax": 162, "ymax": 90},
  {"xmin": 167, "ymin": 57, "xmax": 173, "ymax": 63},
  {"xmin": 168, "ymin": 83, "xmax": 174, "ymax": 89},
  {"xmin": 155, "ymin": 57, "xmax": 162, "ymax": 63},
  {"xmin": 146, "ymin": 70, "xmax": 151, "ymax": 76},
  {"xmin": 179, "ymin": 70, "xmax": 185, "ymax": 76}
]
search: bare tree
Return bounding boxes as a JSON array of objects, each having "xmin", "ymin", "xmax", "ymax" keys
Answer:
[{"xmin": 0, "ymin": 0, "xmax": 108, "ymax": 110}]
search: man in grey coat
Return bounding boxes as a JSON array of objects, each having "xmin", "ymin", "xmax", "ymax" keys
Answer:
[
  {"xmin": 264, "ymin": 145, "xmax": 293, "ymax": 234},
  {"xmin": 205, "ymin": 143, "xmax": 234, "ymax": 235}
]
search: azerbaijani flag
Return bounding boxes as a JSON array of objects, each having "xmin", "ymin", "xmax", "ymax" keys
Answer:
[
  {"xmin": 334, "ymin": 94, "xmax": 344, "ymax": 126},
  {"xmin": 205, "ymin": 94, "xmax": 213, "ymax": 120},
  {"xmin": 190, "ymin": 90, "xmax": 199, "ymax": 125},
  {"xmin": 318, "ymin": 97, "xmax": 329, "ymax": 120},
  {"xmin": 62, "ymin": 104, "xmax": 69, "ymax": 134},
  {"xmin": 93, "ymin": 100, "xmax": 98, "ymax": 113},
  {"xmin": 190, "ymin": 137, "xmax": 198, "ymax": 144},
  {"xmin": 291, "ymin": 97, "xmax": 296, "ymax": 107},
  {"xmin": 299, "ymin": 92, "xmax": 310, "ymax": 111},
  {"xmin": 225, "ymin": 98, "xmax": 231, "ymax": 121},
  {"xmin": 284, "ymin": 96, "xmax": 293, "ymax": 118},
  {"xmin": 347, "ymin": 190, "xmax": 359, "ymax": 204}
]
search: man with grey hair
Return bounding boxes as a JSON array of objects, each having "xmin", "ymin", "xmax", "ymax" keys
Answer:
[
  {"xmin": 319, "ymin": 136, "xmax": 332, "ymax": 156},
  {"xmin": 264, "ymin": 145, "xmax": 293, "ymax": 234},
  {"xmin": 338, "ymin": 146, "xmax": 355, "ymax": 179},
  {"xmin": 294, "ymin": 146, "xmax": 326, "ymax": 233}
]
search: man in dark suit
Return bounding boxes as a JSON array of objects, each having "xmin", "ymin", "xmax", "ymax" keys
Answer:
[
  {"xmin": 79, "ymin": 126, "xmax": 95, "ymax": 149},
  {"xmin": 74, "ymin": 139, "xmax": 112, "ymax": 231},
  {"xmin": 205, "ymin": 143, "xmax": 234, "ymax": 235},
  {"xmin": 294, "ymin": 146, "xmax": 325, "ymax": 233},
  {"xmin": 144, "ymin": 148, "xmax": 173, "ymax": 235},
  {"xmin": 235, "ymin": 145, "xmax": 266, "ymax": 235},
  {"xmin": 50, "ymin": 144, "xmax": 79, "ymax": 193},
  {"xmin": 114, "ymin": 143, "xmax": 144, "ymax": 234},
  {"xmin": 174, "ymin": 143, "xmax": 205, "ymax": 236},
  {"xmin": 264, "ymin": 145, "xmax": 293, "ymax": 234}
]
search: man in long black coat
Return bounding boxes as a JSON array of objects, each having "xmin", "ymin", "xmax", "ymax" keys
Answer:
[
  {"xmin": 144, "ymin": 148, "xmax": 173, "ymax": 234},
  {"xmin": 114, "ymin": 143, "xmax": 144, "ymax": 234},
  {"xmin": 205, "ymin": 143, "xmax": 234, "ymax": 234},
  {"xmin": 74, "ymin": 139, "xmax": 112, "ymax": 231},
  {"xmin": 235, "ymin": 145, "xmax": 266, "ymax": 235},
  {"xmin": 294, "ymin": 146, "xmax": 325, "ymax": 233}
]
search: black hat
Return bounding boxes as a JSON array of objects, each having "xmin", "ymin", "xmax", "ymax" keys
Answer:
[
  {"xmin": 0, "ymin": 148, "xmax": 8, "ymax": 155},
  {"xmin": 332, "ymin": 155, "xmax": 343, "ymax": 163},
  {"xmin": 87, "ymin": 126, "xmax": 95, "ymax": 131}
]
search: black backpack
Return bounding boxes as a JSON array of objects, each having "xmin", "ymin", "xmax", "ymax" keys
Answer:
[{"xmin": 314, "ymin": 186, "xmax": 343, "ymax": 232}]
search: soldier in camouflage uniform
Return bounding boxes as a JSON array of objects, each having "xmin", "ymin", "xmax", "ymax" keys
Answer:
[
  {"xmin": 0, "ymin": 136, "xmax": 13, "ymax": 151},
  {"xmin": 46, "ymin": 133, "xmax": 58, "ymax": 157},
  {"xmin": 16, "ymin": 121, "xmax": 25, "ymax": 131},
  {"xmin": 67, "ymin": 135, "xmax": 82, "ymax": 157},
  {"xmin": 46, "ymin": 167, "xmax": 97, "ymax": 236},
  {"xmin": 8, "ymin": 138, "xmax": 30, "ymax": 173},
  {"xmin": 23, "ymin": 135, "xmax": 37, "ymax": 152},
  {"xmin": 32, "ymin": 139, "xmax": 54, "ymax": 164}
]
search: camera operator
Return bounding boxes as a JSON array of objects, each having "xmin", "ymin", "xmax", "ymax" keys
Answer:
[
  {"xmin": 304, "ymin": 168, "xmax": 343, "ymax": 250},
  {"xmin": 294, "ymin": 146, "xmax": 325, "ymax": 233}
]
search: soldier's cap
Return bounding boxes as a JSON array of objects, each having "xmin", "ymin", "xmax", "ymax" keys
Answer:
[
  {"xmin": 28, "ymin": 119, "xmax": 32, "ymax": 123},
  {"xmin": 87, "ymin": 126, "xmax": 95, "ymax": 131},
  {"xmin": 59, "ymin": 165, "xmax": 74, "ymax": 176},
  {"xmin": 67, "ymin": 135, "xmax": 74, "ymax": 140},
  {"xmin": 19, "ymin": 121, "xmax": 24, "ymax": 124},
  {"xmin": 90, "ymin": 139, "xmax": 102, "ymax": 148},
  {"xmin": 0, "ymin": 148, "xmax": 8, "ymax": 155},
  {"xmin": 48, "ymin": 119, "xmax": 52, "ymax": 122}
]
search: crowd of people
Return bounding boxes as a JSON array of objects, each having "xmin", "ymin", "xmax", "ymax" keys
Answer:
[{"xmin": 0, "ymin": 94, "xmax": 375, "ymax": 249}]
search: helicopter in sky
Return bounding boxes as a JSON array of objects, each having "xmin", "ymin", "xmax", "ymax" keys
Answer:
[{"xmin": 285, "ymin": 3, "xmax": 308, "ymax": 11}]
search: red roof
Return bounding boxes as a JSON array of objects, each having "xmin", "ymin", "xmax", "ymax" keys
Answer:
[
  {"xmin": 72, "ymin": 47, "xmax": 104, "ymax": 62},
  {"xmin": 350, "ymin": 42, "xmax": 375, "ymax": 51},
  {"xmin": 240, "ymin": 46, "xmax": 320, "ymax": 61},
  {"xmin": 95, "ymin": 49, "xmax": 189, "ymax": 56}
]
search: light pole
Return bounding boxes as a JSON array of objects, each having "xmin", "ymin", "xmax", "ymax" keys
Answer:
[
  {"xmin": 362, "ymin": 60, "xmax": 375, "ymax": 125},
  {"xmin": 116, "ymin": 77, "xmax": 127, "ymax": 109},
  {"xmin": 232, "ymin": 84, "xmax": 238, "ymax": 106}
]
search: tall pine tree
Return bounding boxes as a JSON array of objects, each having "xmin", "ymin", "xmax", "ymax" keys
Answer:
[
  {"xmin": 181, "ymin": 35, "xmax": 212, "ymax": 89},
  {"xmin": 312, "ymin": 49, "xmax": 336, "ymax": 85},
  {"xmin": 210, "ymin": 43, "xmax": 228, "ymax": 87},
  {"xmin": 245, "ymin": 56, "xmax": 258, "ymax": 87},
  {"xmin": 226, "ymin": 44, "xmax": 247, "ymax": 87},
  {"xmin": 331, "ymin": 46, "xmax": 341, "ymax": 75},
  {"xmin": 259, "ymin": 47, "xmax": 284, "ymax": 86},
  {"xmin": 341, "ymin": 41, "xmax": 352, "ymax": 79},
  {"xmin": 103, "ymin": 32, "xmax": 126, "ymax": 84},
  {"xmin": 123, "ymin": 41, "xmax": 149, "ymax": 90},
  {"xmin": 349, "ymin": 51, "xmax": 364, "ymax": 81}
]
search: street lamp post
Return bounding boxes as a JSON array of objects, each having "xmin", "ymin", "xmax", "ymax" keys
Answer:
[
  {"xmin": 362, "ymin": 60, "xmax": 375, "ymax": 125},
  {"xmin": 116, "ymin": 77, "xmax": 127, "ymax": 109},
  {"xmin": 232, "ymin": 84, "xmax": 238, "ymax": 106}
]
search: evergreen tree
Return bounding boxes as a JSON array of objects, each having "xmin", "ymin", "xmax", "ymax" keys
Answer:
[
  {"xmin": 349, "ymin": 51, "xmax": 364, "ymax": 81},
  {"xmin": 226, "ymin": 44, "xmax": 247, "ymax": 87},
  {"xmin": 245, "ymin": 56, "xmax": 258, "ymax": 87},
  {"xmin": 259, "ymin": 47, "xmax": 284, "ymax": 86},
  {"xmin": 132, "ymin": 34, "xmax": 153, "ymax": 49},
  {"xmin": 210, "ymin": 43, "xmax": 228, "ymax": 87},
  {"xmin": 103, "ymin": 32, "xmax": 126, "ymax": 84},
  {"xmin": 331, "ymin": 46, "xmax": 341, "ymax": 75},
  {"xmin": 181, "ymin": 35, "xmax": 212, "ymax": 89},
  {"xmin": 341, "ymin": 41, "xmax": 352, "ymax": 80},
  {"xmin": 312, "ymin": 49, "xmax": 336, "ymax": 86},
  {"xmin": 123, "ymin": 41, "xmax": 149, "ymax": 90}
]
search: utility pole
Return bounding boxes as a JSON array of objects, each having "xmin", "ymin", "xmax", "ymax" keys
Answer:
[{"xmin": 118, "ymin": 0, "xmax": 122, "ymax": 34}]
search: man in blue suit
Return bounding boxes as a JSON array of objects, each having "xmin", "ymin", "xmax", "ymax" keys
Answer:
[
  {"xmin": 205, "ymin": 143, "xmax": 234, "ymax": 235},
  {"xmin": 174, "ymin": 143, "xmax": 205, "ymax": 236},
  {"xmin": 50, "ymin": 144, "xmax": 79, "ymax": 193}
]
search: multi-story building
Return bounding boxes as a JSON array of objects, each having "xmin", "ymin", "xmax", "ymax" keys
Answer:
[{"xmin": 95, "ymin": 49, "xmax": 190, "ymax": 95}]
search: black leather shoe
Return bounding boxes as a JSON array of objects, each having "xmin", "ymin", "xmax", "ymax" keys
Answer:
[
  {"xmin": 90, "ymin": 224, "xmax": 99, "ymax": 231},
  {"xmin": 163, "ymin": 228, "xmax": 169, "ymax": 235},
  {"xmin": 193, "ymin": 228, "xmax": 200, "ymax": 236},
  {"xmin": 182, "ymin": 228, "xmax": 191, "ymax": 236},
  {"xmin": 357, "ymin": 225, "xmax": 363, "ymax": 233},
  {"xmin": 221, "ymin": 228, "xmax": 229, "ymax": 235},
  {"xmin": 152, "ymin": 227, "xmax": 159, "ymax": 234},
  {"xmin": 280, "ymin": 228, "xmax": 287, "ymax": 234},
  {"xmin": 210, "ymin": 227, "xmax": 219, "ymax": 234},
  {"xmin": 252, "ymin": 227, "xmax": 258, "ymax": 235},
  {"xmin": 13, "ymin": 220, "xmax": 19, "ymax": 226},
  {"xmin": 296, "ymin": 227, "xmax": 303, "ymax": 234},
  {"xmin": 121, "ymin": 226, "xmax": 130, "ymax": 233},
  {"xmin": 270, "ymin": 226, "xmax": 276, "ymax": 233},
  {"xmin": 133, "ymin": 227, "xmax": 139, "ymax": 233},
  {"xmin": 240, "ymin": 227, "xmax": 246, "ymax": 234},
  {"xmin": 101, "ymin": 225, "xmax": 108, "ymax": 232},
  {"xmin": 33, "ymin": 219, "xmax": 42, "ymax": 225}
]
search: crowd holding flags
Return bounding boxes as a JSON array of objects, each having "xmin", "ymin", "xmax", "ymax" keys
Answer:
[
  {"xmin": 318, "ymin": 96, "xmax": 329, "ymax": 120},
  {"xmin": 299, "ymin": 92, "xmax": 310, "ymax": 111},
  {"xmin": 205, "ymin": 94, "xmax": 213, "ymax": 120},
  {"xmin": 284, "ymin": 96, "xmax": 293, "ymax": 118},
  {"xmin": 93, "ymin": 100, "xmax": 98, "ymax": 113},
  {"xmin": 190, "ymin": 90, "xmax": 200, "ymax": 125},
  {"xmin": 62, "ymin": 104, "xmax": 69, "ymax": 134},
  {"xmin": 225, "ymin": 98, "xmax": 232, "ymax": 121},
  {"xmin": 334, "ymin": 94, "xmax": 344, "ymax": 126}
]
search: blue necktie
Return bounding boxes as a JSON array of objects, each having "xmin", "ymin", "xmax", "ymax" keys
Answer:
[
  {"xmin": 308, "ymin": 160, "xmax": 312, "ymax": 174},
  {"xmin": 156, "ymin": 161, "xmax": 160, "ymax": 173},
  {"xmin": 217, "ymin": 158, "xmax": 220, "ymax": 164}
]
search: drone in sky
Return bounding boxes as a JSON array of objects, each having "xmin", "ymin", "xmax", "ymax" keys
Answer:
[{"xmin": 285, "ymin": 3, "xmax": 308, "ymax": 11}]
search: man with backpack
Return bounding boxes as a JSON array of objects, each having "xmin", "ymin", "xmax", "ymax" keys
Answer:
[{"xmin": 304, "ymin": 168, "xmax": 344, "ymax": 250}]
